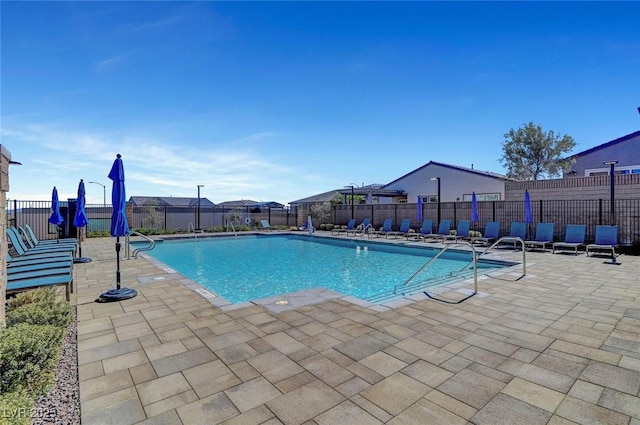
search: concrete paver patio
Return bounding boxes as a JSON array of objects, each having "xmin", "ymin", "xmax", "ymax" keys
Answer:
[{"xmin": 73, "ymin": 233, "xmax": 640, "ymax": 424}]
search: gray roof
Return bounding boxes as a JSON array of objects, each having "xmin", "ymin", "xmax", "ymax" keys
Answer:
[
  {"xmin": 289, "ymin": 190, "xmax": 342, "ymax": 205},
  {"xmin": 382, "ymin": 160, "xmax": 509, "ymax": 188},
  {"xmin": 216, "ymin": 200, "xmax": 258, "ymax": 208},
  {"xmin": 128, "ymin": 196, "xmax": 215, "ymax": 207}
]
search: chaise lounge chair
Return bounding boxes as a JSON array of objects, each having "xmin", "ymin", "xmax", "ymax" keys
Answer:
[
  {"xmin": 586, "ymin": 225, "xmax": 618, "ymax": 258},
  {"xmin": 259, "ymin": 220, "xmax": 278, "ymax": 231},
  {"xmin": 7, "ymin": 227, "xmax": 76, "ymax": 257},
  {"xmin": 552, "ymin": 224, "xmax": 586, "ymax": 255},
  {"xmin": 388, "ymin": 219, "xmax": 412, "ymax": 239},
  {"xmin": 469, "ymin": 221, "xmax": 501, "ymax": 246},
  {"xmin": 351, "ymin": 218, "xmax": 372, "ymax": 237},
  {"xmin": 7, "ymin": 271, "xmax": 74, "ymax": 301},
  {"xmin": 443, "ymin": 220, "xmax": 471, "ymax": 242},
  {"xmin": 525, "ymin": 222, "xmax": 555, "ymax": 252},
  {"xmin": 375, "ymin": 219, "xmax": 394, "ymax": 238},
  {"xmin": 332, "ymin": 219, "xmax": 356, "ymax": 235},
  {"xmin": 423, "ymin": 220, "xmax": 452, "ymax": 242},
  {"xmin": 497, "ymin": 222, "xmax": 527, "ymax": 249},
  {"xmin": 407, "ymin": 220, "xmax": 433, "ymax": 241},
  {"xmin": 20, "ymin": 225, "xmax": 77, "ymax": 249}
]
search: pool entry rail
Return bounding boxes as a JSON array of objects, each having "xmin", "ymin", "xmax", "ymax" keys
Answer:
[{"xmin": 125, "ymin": 231, "xmax": 156, "ymax": 259}]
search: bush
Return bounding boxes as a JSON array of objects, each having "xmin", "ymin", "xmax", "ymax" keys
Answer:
[
  {"xmin": 6, "ymin": 288, "xmax": 57, "ymax": 309},
  {"xmin": 6, "ymin": 301, "xmax": 73, "ymax": 328},
  {"xmin": 0, "ymin": 389, "xmax": 34, "ymax": 425},
  {"xmin": 86, "ymin": 230, "xmax": 111, "ymax": 238},
  {"xmin": 0, "ymin": 324, "xmax": 63, "ymax": 396}
]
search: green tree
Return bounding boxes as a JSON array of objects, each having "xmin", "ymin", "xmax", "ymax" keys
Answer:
[
  {"xmin": 310, "ymin": 201, "xmax": 332, "ymax": 226},
  {"xmin": 500, "ymin": 122, "xmax": 576, "ymax": 180}
]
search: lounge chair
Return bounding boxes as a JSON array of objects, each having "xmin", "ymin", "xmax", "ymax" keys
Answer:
[
  {"xmin": 332, "ymin": 219, "xmax": 356, "ymax": 235},
  {"xmin": 259, "ymin": 220, "xmax": 277, "ymax": 231},
  {"xmin": 388, "ymin": 219, "xmax": 411, "ymax": 239},
  {"xmin": 586, "ymin": 225, "xmax": 618, "ymax": 258},
  {"xmin": 8, "ymin": 258, "xmax": 72, "ymax": 274},
  {"xmin": 423, "ymin": 220, "xmax": 452, "ymax": 242},
  {"xmin": 352, "ymin": 218, "xmax": 372, "ymax": 237},
  {"xmin": 443, "ymin": 220, "xmax": 471, "ymax": 242},
  {"xmin": 7, "ymin": 271, "xmax": 74, "ymax": 301},
  {"xmin": 497, "ymin": 222, "xmax": 527, "ymax": 249},
  {"xmin": 469, "ymin": 221, "xmax": 501, "ymax": 246},
  {"xmin": 375, "ymin": 219, "xmax": 394, "ymax": 238},
  {"xmin": 407, "ymin": 220, "xmax": 433, "ymax": 241},
  {"xmin": 20, "ymin": 225, "xmax": 77, "ymax": 249},
  {"xmin": 552, "ymin": 224, "xmax": 586, "ymax": 255},
  {"xmin": 525, "ymin": 223, "xmax": 555, "ymax": 252},
  {"xmin": 7, "ymin": 228, "xmax": 76, "ymax": 257}
]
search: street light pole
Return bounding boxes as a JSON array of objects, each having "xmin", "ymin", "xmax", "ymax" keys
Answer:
[
  {"xmin": 430, "ymin": 177, "xmax": 441, "ymax": 224},
  {"xmin": 344, "ymin": 185, "xmax": 355, "ymax": 220},
  {"xmin": 196, "ymin": 184, "xmax": 204, "ymax": 231},
  {"xmin": 603, "ymin": 161, "xmax": 618, "ymax": 225},
  {"xmin": 88, "ymin": 181, "xmax": 106, "ymax": 206}
]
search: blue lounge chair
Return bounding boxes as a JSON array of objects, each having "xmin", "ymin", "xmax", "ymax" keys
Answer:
[
  {"xmin": 498, "ymin": 222, "xmax": 527, "ymax": 249},
  {"xmin": 332, "ymin": 219, "xmax": 356, "ymax": 235},
  {"xmin": 408, "ymin": 220, "xmax": 433, "ymax": 241},
  {"xmin": 7, "ymin": 228, "xmax": 76, "ymax": 257},
  {"xmin": 352, "ymin": 218, "xmax": 372, "ymax": 237},
  {"xmin": 20, "ymin": 225, "xmax": 77, "ymax": 249},
  {"xmin": 443, "ymin": 220, "xmax": 471, "ymax": 242},
  {"xmin": 469, "ymin": 221, "xmax": 501, "ymax": 245},
  {"xmin": 586, "ymin": 225, "xmax": 618, "ymax": 258},
  {"xmin": 7, "ymin": 272, "xmax": 74, "ymax": 301},
  {"xmin": 8, "ymin": 259, "xmax": 72, "ymax": 275},
  {"xmin": 525, "ymin": 223, "xmax": 555, "ymax": 252},
  {"xmin": 375, "ymin": 219, "xmax": 394, "ymax": 238},
  {"xmin": 389, "ymin": 219, "xmax": 411, "ymax": 239},
  {"xmin": 553, "ymin": 224, "xmax": 586, "ymax": 254},
  {"xmin": 423, "ymin": 220, "xmax": 452, "ymax": 242}
]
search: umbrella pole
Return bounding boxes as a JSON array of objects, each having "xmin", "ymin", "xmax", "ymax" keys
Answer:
[{"xmin": 116, "ymin": 236, "xmax": 121, "ymax": 290}]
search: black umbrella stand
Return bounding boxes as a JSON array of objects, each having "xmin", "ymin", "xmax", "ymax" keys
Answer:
[
  {"xmin": 74, "ymin": 227, "xmax": 92, "ymax": 263},
  {"xmin": 96, "ymin": 237, "xmax": 137, "ymax": 302}
]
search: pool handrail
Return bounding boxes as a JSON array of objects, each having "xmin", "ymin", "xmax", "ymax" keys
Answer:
[{"xmin": 125, "ymin": 231, "xmax": 156, "ymax": 259}]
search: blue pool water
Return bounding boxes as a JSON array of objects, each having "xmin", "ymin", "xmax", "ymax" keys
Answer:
[{"xmin": 144, "ymin": 234, "xmax": 504, "ymax": 303}]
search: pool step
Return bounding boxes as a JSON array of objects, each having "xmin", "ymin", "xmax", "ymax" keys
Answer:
[{"xmin": 365, "ymin": 269, "xmax": 482, "ymax": 304}]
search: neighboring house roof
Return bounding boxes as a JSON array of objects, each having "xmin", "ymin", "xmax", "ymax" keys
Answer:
[
  {"xmin": 247, "ymin": 201, "xmax": 285, "ymax": 209},
  {"xmin": 382, "ymin": 160, "xmax": 509, "ymax": 188},
  {"xmin": 216, "ymin": 200, "xmax": 258, "ymax": 208},
  {"xmin": 128, "ymin": 196, "xmax": 215, "ymax": 207},
  {"xmin": 289, "ymin": 190, "xmax": 342, "ymax": 205},
  {"xmin": 567, "ymin": 130, "xmax": 640, "ymax": 159}
]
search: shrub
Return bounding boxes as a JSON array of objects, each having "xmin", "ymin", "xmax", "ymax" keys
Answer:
[
  {"xmin": 0, "ymin": 388, "xmax": 34, "ymax": 425},
  {"xmin": 86, "ymin": 230, "xmax": 111, "ymax": 238},
  {"xmin": 6, "ymin": 301, "xmax": 73, "ymax": 328},
  {"xmin": 0, "ymin": 324, "xmax": 63, "ymax": 396},
  {"xmin": 6, "ymin": 288, "xmax": 57, "ymax": 309}
]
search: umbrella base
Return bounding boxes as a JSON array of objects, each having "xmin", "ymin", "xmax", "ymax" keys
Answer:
[
  {"xmin": 96, "ymin": 287, "xmax": 138, "ymax": 303},
  {"xmin": 73, "ymin": 257, "xmax": 92, "ymax": 264}
]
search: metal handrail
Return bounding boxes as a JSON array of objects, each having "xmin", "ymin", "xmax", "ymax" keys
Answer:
[
  {"xmin": 187, "ymin": 223, "xmax": 197, "ymax": 240},
  {"xmin": 395, "ymin": 241, "xmax": 478, "ymax": 295},
  {"xmin": 226, "ymin": 220, "xmax": 238, "ymax": 237},
  {"xmin": 125, "ymin": 231, "xmax": 156, "ymax": 259},
  {"xmin": 464, "ymin": 236, "xmax": 526, "ymax": 276}
]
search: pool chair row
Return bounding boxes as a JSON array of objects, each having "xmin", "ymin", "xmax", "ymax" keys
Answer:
[{"xmin": 5, "ymin": 226, "xmax": 76, "ymax": 301}]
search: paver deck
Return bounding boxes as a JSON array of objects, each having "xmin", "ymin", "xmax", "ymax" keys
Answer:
[{"xmin": 72, "ymin": 232, "xmax": 640, "ymax": 424}]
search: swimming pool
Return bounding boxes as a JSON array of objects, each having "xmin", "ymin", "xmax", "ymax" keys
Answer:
[{"xmin": 144, "ymin": 234, "xmax": 507, "ymax": 304}]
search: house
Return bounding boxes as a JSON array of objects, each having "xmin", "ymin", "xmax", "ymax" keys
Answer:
[
  {"xmin": 128, "ymin": 196, "xmax": 215, "ymax": 207},
  {"xmin": 381, "ymin": 161, "xmax": 509, "ymax": 203},
  {"xmin": 216, "ymin": 200, "xmax": 257, "ymax": 209},
  {"xmin": 565, "ymin": 130, "xmax": 640, "ymax": 177}
]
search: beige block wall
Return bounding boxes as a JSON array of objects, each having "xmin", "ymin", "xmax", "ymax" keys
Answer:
[
  {"xmin": 0, "ymin": 145, "xmax": 11, "ymax": 325},
  {"xmin": 505, "ymin": 174, "xmax": 640, "ymax": 201}
]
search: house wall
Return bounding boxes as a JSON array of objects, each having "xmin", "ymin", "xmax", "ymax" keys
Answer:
[
  {"xmin": 569, "ymin": 132, "xmax": 640, "ymax": 176},
  {"xmin": 383, "ymin": 163, "xmax": 506, "ymax": 203}
]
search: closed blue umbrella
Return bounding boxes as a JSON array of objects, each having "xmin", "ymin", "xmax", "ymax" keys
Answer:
[
  {"xmin": 48, "ymin": 187, "xmax": 64, "ymax": 241},
  {"xmin": 524, "ymin": 190, "xmax": 533, "ymax": 223},
  {"xmin": 73, "ymin": 179, "xmax": 91, "ymax": 263},
  {"xmin": 471, "ymin": 192, "xmax": 479, "ymax": 223},
  {"xmin": 417, "ymin": 196, "xmax": 423, "ymax": 222},
  {"xmin": 97, "ymin": 154, "xmax": 136, "ymax": 302}
]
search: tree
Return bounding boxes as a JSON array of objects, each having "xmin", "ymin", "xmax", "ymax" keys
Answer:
[
  {"xmin": 310, "ymin": 201, "xmax": 332, "ymax": 226},
  {"xmin": 499, "ymin": 122, "xmax": 576, "ymax": 180}
]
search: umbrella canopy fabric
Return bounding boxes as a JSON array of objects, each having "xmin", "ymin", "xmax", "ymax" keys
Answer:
[
  {"xmin": 417, "ymin": 196, "xmax": 423, "ymax": 222},
  {"xmin": 48, "ymin": 187, "xmax": 64, "ymax": 225},
  {"xmin": 471, "ymin": 192, "xmax": 479, "ymax": 222},
  {"xmin": 108, "ymin": 154, "xmax": 130, "ymax": 237},
  {"xmin": 524, "ymin": 190, "xmax": 533, "ymax": 223},
  {"xmin": 73, "ymin": 179, "xmax": 89, "ymax": 228}
]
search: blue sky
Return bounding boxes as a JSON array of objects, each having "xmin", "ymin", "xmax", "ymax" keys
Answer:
[{"xmin": 2, "ymin": 1, "xmax": 639, "ymax": 206}]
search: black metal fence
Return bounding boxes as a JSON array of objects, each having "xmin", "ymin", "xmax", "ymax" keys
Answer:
[{"xmin": 7, "ymin": 198, "xmax": 640, "ymax": 245}]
